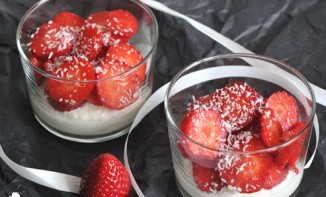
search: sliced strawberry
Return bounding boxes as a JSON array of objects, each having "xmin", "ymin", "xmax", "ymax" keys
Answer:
[
  {"xmin": 29, "ymin": 53, "xmax": 45, "ymax": 85},
  {"xmin": 180, "ymin": 108, "xmax": 227, "ymax": 160},
  {"xmin": 86, "ymin": 11, "xmax": 111, "ymax": 28},
  {"xmin": 87, "ymin": 87, "xmax": 102, "ymax": 106},
  {"xmin": 263, "ymin": 162, "xmax": 288, "ymax": 189},
  {"xmin": 30, "ymin": 22, "xmax": 74, "ymax": 59},
  {"xmin": 52, "ymin": 12, "xmax": 85, "ymax": 31},
  {"xmin": 96, "ymin": 60, "xmax": 141, "ymax": 110},
  {"xmin": 106, "ymin": 9, "xmax": 138, "ymax": 40},
  {"xmin": 276, "ymin": 121, "xmax": 310, "ymax": 173},
  {"xmin": 72, "ymin": 24, "xmax": 103, "ymax": 61},
  {"xmin": 216, "ymin": 81, "xmax": 264, "ymax": 132},
  {"xmin": 105, "ymin": 43, "xmax": 146, "ymax": 83},
  {"xmin": 187, "ymin": 94, "xmax": 214, "ymax": 112},
  {"xmin": 80, "ymin": 154, "xmax": 131, "ymax": 197},
  {"xmin": 260, "ymin": 108, "xmax": 282, "ymax": 147},
  {"xmin": 47, "ymin": 57, "xmax": 95, "ymax": 111},
  {"xmin": 223, "ymin": 130, "xmax": 265, "ymax": 152},
  {"xmin": 188, "ymin": 81, "xmax": 264, "ymax": 133},
  {"xmin": 266, "ymin": 91, "xmax": 299, "ymax": 132},
  {"xmin": 110, "ymin": 34, "xmax": 130, "ymax": 45},
  {"xmin": 86, "ymin": 10, "xmax": 138, "ymax": 47},
  {"xmin": 43, "ymin": 56, "xmax": 67, "ymax": 74},
  {"xmin": 219, "ymin": 132, "xmax": 273, "ymax": 193},
  {"xmin": 86, "ymin": 11, "xmax": 122, "ymax": 47},
  {"xmin": 193, "ymin": 162, "xmax": 225, "ymax": 192}
]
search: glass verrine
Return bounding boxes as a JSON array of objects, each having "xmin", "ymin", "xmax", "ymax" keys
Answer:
[
  {"xmin": 164, "ymin": 54, "xmax": 315, "ymax": 197},
  {"xmin": 16, "ymin": 0, "xmax": 158, "ymax": 143}
]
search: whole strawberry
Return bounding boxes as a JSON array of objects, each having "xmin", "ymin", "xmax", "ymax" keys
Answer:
[{"xmin": 80, "ymin": 154, "xmax": 131, "ymax": 197}]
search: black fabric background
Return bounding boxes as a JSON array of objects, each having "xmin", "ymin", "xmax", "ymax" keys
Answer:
[{"xmin": 0, "ymin": 0, "xmax": 325, "ymax": 196}]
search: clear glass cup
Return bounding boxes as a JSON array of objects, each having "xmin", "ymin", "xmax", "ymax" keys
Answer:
[
  {"xmin": 164, "ymin": 54, "xmax": 315, "ymax": 197},
  {"xmin": 16, "ymin": 0, "xmax": 158, "ymax": 142}
]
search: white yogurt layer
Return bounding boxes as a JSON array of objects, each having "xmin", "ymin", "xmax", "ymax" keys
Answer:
[
  {"xmin": 175, "ymin": 158, "xmax": 303, "ymax": 197},
  {"xmin": 30, "ymin": 86, "xmax": 151, "ymax": 136}
]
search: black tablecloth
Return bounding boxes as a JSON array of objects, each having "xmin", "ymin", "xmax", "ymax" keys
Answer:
[{"xmin": 0, "ymin": 0, "xmax": 325, "ymax": 196}]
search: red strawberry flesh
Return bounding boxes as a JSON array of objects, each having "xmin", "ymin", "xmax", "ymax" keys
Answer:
[
  {"xmin": 219, "ymin": 132, "xmax": 273, "ymax": 193},
  {"xmin": 96, "ymin": 60, "xmax": 141, "ymax": 110},
  {"xmin": 193, "ymin": 162, "xmax": 225, "ymax": 192},
  {"xmin": 29, "ymin": 53, "xmax": 45, "ymax": 85},
  {"xmin": 263, "ymin": 162, "xmax": 288, "ymax": 189},
  {"xmin": 266, "ymin": 91, "xmax": 299, "ymax": 132},
  {"xmin": 52, "ymin": 12, "xmax": 85, "ymax": 30},
  {"xmin": 105, "ymin": 43, "xmax": 146, "ymax": 83},
  {"xmin": 261, "ymin": 108, "xmax": 282, "ymax": 147},
  {"xmin": 276, "ymin": 121, "xmax": 310, "ymax": 173},
  {"xmin": 106, "ymin": 9, "xmax": 138, "ymax": 39},
  {"xmin": 188, "ymin": 81, "xmax": 264, "ymax": 133},
  {"xmin": 47, "ymin": 57, "xmax": 95, "ymax": 111},
  {"xmin": 72, "ymin": 24, "xmax": 103, "ymax": 61},
  {"xmin": 180, "ymin": 108, "xmax": 227, "ymax": 160},
  {"xmin": 30, "ymin": 22, "xmax": 74, "ymax": 59},
  {"xmin": 86, "ymin": 10, "xmax": 138, "ymax": 47},
  {"xmin": 43, "ymin": 56, "xmax": 67, "ymax": 74}
]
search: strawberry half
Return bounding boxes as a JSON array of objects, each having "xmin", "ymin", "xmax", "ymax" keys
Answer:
[
  {"xmin": 86, "ymin": 11, "xmax": 111, "ymax": 28},
  {"xmin": 260, "ymin": 108, "xmax": 282, "ymax": 147},
  {"xmin": 263, "ymin": 162, "xmax": 288, "ymax": 189},
  {"xmin": 80, "ymin": 154, "xmax": 131, "ymax": 197},
  {"xmin": 276, "ymin": 121, "xmax": 310, "ymax": 173},
  {"xmin": 30, "ymin": 21, "xmax": 74, "ymax": 59},
  {"xmin": 188, "ymin": 81, "xmax": 264, "ymax": 133},
  {"xmin": 193, "ymin": 162, "xmax": 225, "ymax": 192},
  {"xmin": 105, "ymin": 43, "xmax": 146, "ymax": 83},
  {"xmin": 43, "ymin": 56, "xmax": 67, "ymax": 75},
  {"xmin": 47, "ymin": 57, "xmax": 95, "ymax": 111},
  {"xmin": 52, "ymin": 12, "xmax": 85, "ymax": 31},
  {"xmin": 219, "ymin": 132, "xmax": 273, "ymax": 193},
  {"xmin": 179, "ymin": 108, "xmax": 227, "ymax": 160},
  {"xmin": 72, "ymin": 24, "xmax": 103, "ymax": 61},
  {"xmin": 96, "ymin": 60, "xmax": 141, "ymax": 110},
  {"xmin": 266, "ymin": 91, "xmax": 299, "ymax": 132},
  {"xmin": 86, "ymin": 11, "xmax": 121, "ymax": 47},
  {"xmin": 87, "ymin": 87, "xmax": 102, "ymax": 106},
  {"xmin": 29, "ymin": 53, "xmax": 45, "ymax": 85},
  {"xmin": 215, "ymin": 81, "xmax": 264, "ymax": 132},
  {"xmin": 106, "ymin": 9, "xmax": 138, "ymax": 42}
]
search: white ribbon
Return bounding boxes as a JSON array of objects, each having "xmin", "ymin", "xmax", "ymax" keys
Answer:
[
  {"xmin": 0, "ymin": 0, "xmax": 322, "ymax": 195},
  {"xmin": 0, "ymin": 146, "xmax": 81, "ymax": 193}
]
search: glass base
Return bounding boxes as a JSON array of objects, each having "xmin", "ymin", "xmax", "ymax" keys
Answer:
[{"xmin": 35, "ymin": 114, "xmax": 130, "ymax": 143}]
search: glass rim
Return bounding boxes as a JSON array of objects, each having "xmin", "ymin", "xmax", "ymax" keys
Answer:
[
  {"xmin": 164, "ymin": 53, "xmax": 316, "ymax": 155},
  {"xmin": 16, "ymin": 0, "xmax": 159, "ymax": 83}
]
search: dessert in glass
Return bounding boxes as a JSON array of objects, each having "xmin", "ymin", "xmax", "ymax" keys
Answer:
[
  {"xmin": 16, "ymin": 0, "xmax": 158, "ymax": 142},
  {"xmin": 164, "ymin": 54, "xmax": 315, "ymax": 197}
]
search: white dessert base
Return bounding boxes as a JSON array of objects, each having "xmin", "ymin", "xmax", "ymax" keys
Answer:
[
  {"xmin": 30, "ymin": 86, "xmax": 151, "ymax": 137},
  {"xmin": 174, "ymin": 158, "xmax": 303, "ymax": 197}
]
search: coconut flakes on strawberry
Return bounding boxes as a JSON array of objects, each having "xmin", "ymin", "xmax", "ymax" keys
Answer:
[
  {"xmin": 188, "ymin": 81, "xmax": 264, "ymax": 133},
  {"xmin": 31, "ymin": 21, "xmax": 75, "ymax": 59}
]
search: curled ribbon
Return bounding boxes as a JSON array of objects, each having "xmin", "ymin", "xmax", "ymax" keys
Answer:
[{"xmin": 0, "ymin": 0, "xmax": 323, "ymax": 194}]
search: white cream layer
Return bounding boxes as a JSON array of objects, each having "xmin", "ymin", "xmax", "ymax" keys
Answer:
[{"xmin": 30, "ymin": 86, "xmax": 151, "ymax": 136}]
